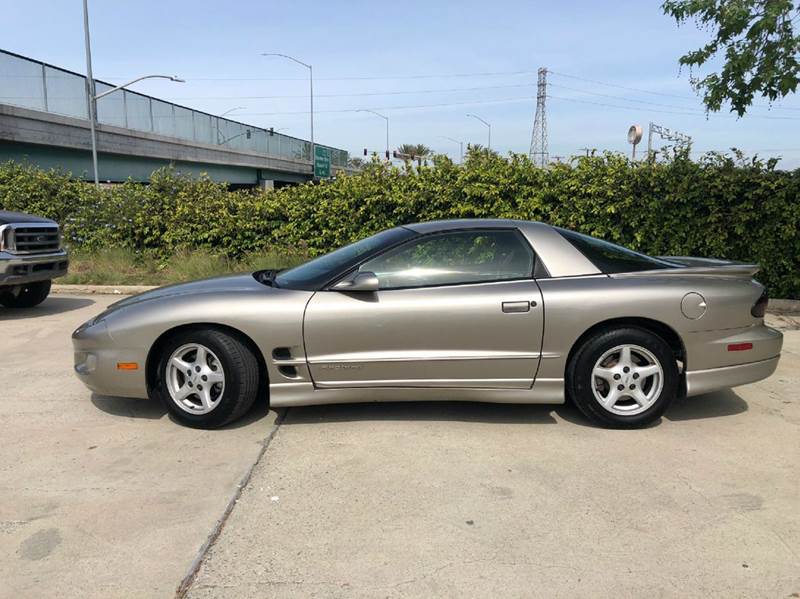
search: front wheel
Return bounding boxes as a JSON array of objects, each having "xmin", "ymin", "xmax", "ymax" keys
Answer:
[
  {"xmin": 152, "ymin": 328, "xmax": 260, "ymax": 429},
  {"xmin": 567, "ymin": 327, "xmax": 678, "ymax": 428},
  {"xmin": 0, "ymin": 280, "xmax": 52, "ymax": 308}
]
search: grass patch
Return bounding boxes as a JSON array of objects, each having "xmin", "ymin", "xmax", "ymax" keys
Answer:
[{"xmin": 59, "ymin": 247, "xmax": 309, "ymax": 286}]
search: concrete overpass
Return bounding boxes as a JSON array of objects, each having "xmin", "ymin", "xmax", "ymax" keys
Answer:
[{"xmin": 0, "ymin": 49, "xmax": 350, "ymax": 186}]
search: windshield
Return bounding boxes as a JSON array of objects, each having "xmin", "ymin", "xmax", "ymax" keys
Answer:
[
  {"xmin": 274, "ymin": 227, "xmax": 417, "ymax": 290},
  {"xmin": 556, "ymin": 227, "xmax": 681, "ymax": 273}
]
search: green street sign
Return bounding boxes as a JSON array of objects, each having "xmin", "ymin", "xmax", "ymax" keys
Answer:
[{"xmin": 314, "ymin": 146, "xmax": 331, "ymax": 178}]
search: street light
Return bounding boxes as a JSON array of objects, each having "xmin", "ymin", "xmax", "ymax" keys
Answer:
[
  {"xmin": 357, "ymin": 109, "xmax": 389, "ymax": 160},
  {"xmin": 261, "ymin": 53, "xmax": 314, "ymax": 168},
  {"xmin": 220, "ymin": 106, "xmax": 247, "ymax": 117},
  {"xmin": 439, "ymin": 136, "xmax": 465, "ymax": 162},
  {"xmin": 82, "ymin": 0, "xmax": 183, "ymax": 186},
  {"xmin": 466, "ymin": 113, "xmax": 491, "ymax": 150},
  {"xmin": 93, "ymin": 74, "xmax": 185, "ymax": 100},
  {"xmin": 216, "ymin": 107, "xmax": 247, "ymax": 144}
]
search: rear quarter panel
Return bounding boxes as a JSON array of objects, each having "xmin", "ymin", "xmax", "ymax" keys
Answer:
[{"xmin": 537, "ymin": 274, "xmax": 770, "ymax": 381}]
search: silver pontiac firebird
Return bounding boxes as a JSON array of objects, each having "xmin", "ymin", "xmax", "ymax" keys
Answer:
[{"xmin": 73, "ymin": 219, "xmax": 783, "ymax": 429}]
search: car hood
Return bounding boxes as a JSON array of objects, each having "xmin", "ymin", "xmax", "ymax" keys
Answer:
[{"xmin": 107, "ymin": 273, "xmax": 270, "ymax": 312}]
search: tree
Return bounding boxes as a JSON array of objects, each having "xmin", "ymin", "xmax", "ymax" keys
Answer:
[
  {"xmin": 395, "ymin": 144, "xmax": 431, "ymax": 159},
  {"xmin": 663, "ymin": 0, "xmax": 800, "ymax": 115}
]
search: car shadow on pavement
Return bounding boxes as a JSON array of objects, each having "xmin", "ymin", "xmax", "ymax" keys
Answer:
[
  {"xmin": 0, "ymin": 296, "xmax": 95, "ymax": 320},
  {"xmin": 91, "ymin": 394, "xmax": 167, "ymax": 420},
  {"xmin": 664, "ymin": 388, "xmax": 748, "ymax": 422},
  {"xmin": 284, "ymin": 390, "xmax": 748, "ymax": 428},
  {"xmin": 283, "ymin": 401, "xmax": 559, "ymax": 425},
  {"xmin": 555, "ymin": 388, "xmax": 748, "ymax": 428},
  {"xmin": 90, "ymin": 393, "xmax": 273, "ymax": 430}
]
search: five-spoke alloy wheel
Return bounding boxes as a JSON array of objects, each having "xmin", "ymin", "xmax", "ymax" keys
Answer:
[
  {"xmin": 152, "ymin": 328, "xmax": 260, "ymax": 429},
  {"xmin": 567, "ymin": 327, "xmax": 678, "ymax": 428},
  {"xmin": 166, "ymin": 343, "xmax": 226, "ymax": 415}
]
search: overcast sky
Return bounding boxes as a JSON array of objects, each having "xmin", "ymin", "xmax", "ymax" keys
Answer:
[{"xmin": 3, "ymin": 0, "xmax": 800, "ymax": 167}]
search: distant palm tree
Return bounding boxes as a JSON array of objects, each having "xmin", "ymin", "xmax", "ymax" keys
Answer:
[{"xmin": 395, "ymin": 144, "xmax": 431, "ymax": 159}]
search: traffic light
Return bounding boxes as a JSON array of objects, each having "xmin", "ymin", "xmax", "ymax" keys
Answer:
[
  {"xmin": 385, "ymin": 150, "xmax": 390, "ymax": 160},
  {"xmin": 363, "ymin": 148, "xmax": 368, "ymax": 156}
]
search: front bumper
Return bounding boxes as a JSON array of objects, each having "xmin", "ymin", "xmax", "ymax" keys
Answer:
[
  {"xmin": 72, "ymin": 321, "xmax": 149, "ymax": 399},
  {"xmin": 0, "ymin": 249, "xmax": 69, "ymax": 286},
  {"xmin": 685, "ymin": 355, "xmax": 781, "ymax": 397}
]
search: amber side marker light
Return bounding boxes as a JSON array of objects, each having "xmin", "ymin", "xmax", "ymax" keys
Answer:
[
  {"xmin": 727, "ymin": 343, "xmax": 753, "ymax": 352},
  {"xmin": 116, "ymin": 362, "xmax": 139, "ymax": 370}
]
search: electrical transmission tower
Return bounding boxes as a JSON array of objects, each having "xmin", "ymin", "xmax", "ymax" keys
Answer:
[{"xmin": 529, "ymin": 67, "xmax": 549, "ymax": 167}]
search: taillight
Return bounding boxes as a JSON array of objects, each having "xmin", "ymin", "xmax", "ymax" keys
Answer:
[
  {"xmin": 751, "ymin": 289, "xmax": 768, "ymax": 318},
  {"xmin": 728, "ymin": 343, "xmax": 753, "ymax": 352}
]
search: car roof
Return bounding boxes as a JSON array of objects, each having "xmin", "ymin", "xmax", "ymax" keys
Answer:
[{"xmin": 403, "ymin": 218, "xmax": 550, "ymax": 235}]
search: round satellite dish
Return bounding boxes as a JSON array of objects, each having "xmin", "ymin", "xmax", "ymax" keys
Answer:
[{"xmin": 628, "ymin": 124, "xmax": 643, "ymax": 145}]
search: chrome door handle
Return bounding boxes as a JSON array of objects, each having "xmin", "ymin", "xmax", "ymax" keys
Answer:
[{"xmin": 502, "ymin": 301, "xmax": 532, "ymax": 313}]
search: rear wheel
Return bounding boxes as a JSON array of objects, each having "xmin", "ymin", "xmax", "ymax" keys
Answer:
[
  {"xmin": 567, "ymin": 327, "xmax": 678, "ymax": 428},
  {"xmin": 152, "ymin": 328, "xmax": 260, "ymax": 429},
  {"xmin": 0, "ymin": 280, "xmax": 51, "ymax": 308}
]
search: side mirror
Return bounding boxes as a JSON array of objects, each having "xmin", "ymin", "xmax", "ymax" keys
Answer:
[{"xmin": 332, "ymin": 271, "xmax": 380, "ymax": 292}]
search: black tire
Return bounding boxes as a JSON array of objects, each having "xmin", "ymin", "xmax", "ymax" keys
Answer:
[
  {"xmin": 151, "ymin": 328, "xmax": 260, "ymax": 429},
  {"xmin": 0, "ymin": 280, "xmax": 51, "ymax": 308},
  {"xmin": 566, "ymin": 326, "xmax": 678, "ymax": 429}
]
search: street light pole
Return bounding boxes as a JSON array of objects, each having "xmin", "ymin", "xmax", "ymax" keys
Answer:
[
  {"xmin": 82, "ymin": 0, "xmax": 99, "ymax": 186},
  {"xmin": 262, "ymin": 53, "xmax": 314, "ymax": 170},
  {"xmin": 82, "ymin": 1, "xmax": 184, "ymax": 186},
  {"xmin": 357, "ymin": 109, "xmax": 389, "ymax": 160},
  {"xmin": 217, "ymin": 107, "xmax": 247, "ymax": 144},
  {"xmin": 440, "ymin": 136, "xmax": 464, "ymax": 162},
  {"xmin": 466, "ymin": 113, "xmax": 491, "ymax": 150}
]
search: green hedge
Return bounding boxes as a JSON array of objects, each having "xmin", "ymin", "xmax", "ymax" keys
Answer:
[{"xmin": 1, "ymin": 149, "xmax": 798, "ymax": 298}]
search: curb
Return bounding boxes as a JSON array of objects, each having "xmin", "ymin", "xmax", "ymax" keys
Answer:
[{"xmin": 52, "ymin": 284, "xmax": 157, "ymax": 296}]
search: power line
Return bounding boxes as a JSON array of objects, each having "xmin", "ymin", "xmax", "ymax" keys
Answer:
[
  {"xmin": 154, "ymin": 82, "xmax": 536, "ymax": 100},
  {"xmin": 234, "ymin": 95, "xmax": 536, "ymax": 116},
  {"xmin": 549, "ymin": 70, "xmax": 800, "ymax": 112},
  {"xmin": 5, "ymin": 69, "xmax": 537, "ymax": 82},
  {"xmin": 548, "ymin": 82, "xmax": 708, "ymax": 113},
  {"xmin": 549, "ymin": 94, "xmax": 800, "ymax": 120},
  {"xmin": 549, "ymin": 70, "xmax": 697, "ymax": 101},
  {"xmin": 186, "ymin": 69, "xmax": 537, "ymax": 82}
]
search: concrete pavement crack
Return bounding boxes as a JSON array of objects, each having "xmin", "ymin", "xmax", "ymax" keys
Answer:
[{"xmin": 174, "ymin": 408, "xmax": 287, "ymax": 598}]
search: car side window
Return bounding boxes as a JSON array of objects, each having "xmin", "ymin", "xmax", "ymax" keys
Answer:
[{"xmin": 358, "ymin": 229, "xmax": 535, "ymax": 290}]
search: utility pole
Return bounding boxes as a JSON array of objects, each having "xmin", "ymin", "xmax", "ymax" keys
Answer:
[{"xmin": 529, "ymin": 67, "xmax": 549, "ymax": 167}]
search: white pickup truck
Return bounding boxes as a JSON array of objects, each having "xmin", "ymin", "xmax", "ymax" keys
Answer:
[{"xmin": 0, "ymin": 210, "xmax": 68, "ymax": 308}]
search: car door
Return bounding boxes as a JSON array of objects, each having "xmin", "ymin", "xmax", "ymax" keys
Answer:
[{"xmin": 302, "ymin": 228, "xmax": 545, "ymax": 389}]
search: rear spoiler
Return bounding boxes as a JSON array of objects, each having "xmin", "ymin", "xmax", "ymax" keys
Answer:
[{"xmin": 611, "ymin": 256, "xmax": 760, "ymax": 279}]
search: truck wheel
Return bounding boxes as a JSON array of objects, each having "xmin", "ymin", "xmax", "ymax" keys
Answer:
[{"xmin": 0, "ymin": 281, "xmax": 52, "ymax": 308}]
